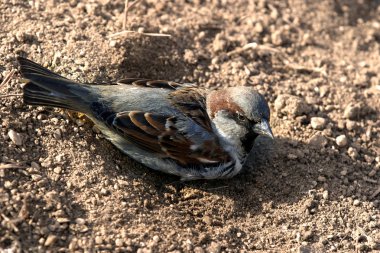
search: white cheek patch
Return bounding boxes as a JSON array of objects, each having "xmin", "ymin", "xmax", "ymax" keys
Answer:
[{"xmin": 212, "ymin": 112, "xmax": 247, "ymax": 144}]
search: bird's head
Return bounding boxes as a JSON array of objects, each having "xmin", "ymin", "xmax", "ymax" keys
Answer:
[{"xmin": 207, "ymin": 86, "xmax": 273, "ymax": 156}]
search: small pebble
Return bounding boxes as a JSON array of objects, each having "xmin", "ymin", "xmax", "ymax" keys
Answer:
[
  {"xmin": 368, "ymin": 170, "xmax": 377, "ymax": 177},
  {"xmin": 115, "ymin": 238, "xmax": 124, "ymax": 247},
  {"xmin": 337, "ymin": 120, "xmax": 345, "ymax": 130},
  {"xmin": 31, "ymin": 161, "xmax": 41, "ymax": 170},
  {"xmin": 44, "ymin": 234, "xmax": 57, "ymax": 247},
  {"xmin": 322, "ymin": 190, "xmax": 329, "ymax": 200},
  {"xmin": 317, "ymin": 176, "xmax": 326, "ymax": 182},
  {"xmin": 75, "ymin": 218, "xmax": 85, "ymax": 225},
  {"xmin": 53, "ymin": 129, "xmax": 62, "ymax": 139},
  {"xmin": 310, "ymin": 117, "xmax": 327, "ymax": 130},
  {"xmin": 39, "ymin": 237, "xmax": 45, "ymax": 245},
  {"xmin": 100, "ymin": 188, "xmax": 109, "ymax": 196},
  {"xmin": 336, "ymin": 135, "xmax": 348, "ymax": 147},
  {"xmin": 8, "ymin": 129, "xmax": 23, "ymax": 146},
  {"xmin": 37, "ymin": 114, "xmax": 47, "ymax": 120},
  {"xmin": 143, "ymin": 199, "xmax": 151, "ymax": 208},
  {"xmin": 309, "ymin": 134, "xmax": 328, "ymax": 147},
  {"xmin": 4, "ymin": 181, "xmax": 13, "ymax": 189},
  {"xmin": 345, "ymin": 120, "xmax": 357, "ymax": 130},
  {"xmin": 274, "ymin": 94, "xmax": 311, "ymax": 117},
  {"xmin": 344, "ymin": 104, "xmax": 360, "ymax": 120},
  {"xmin": 137, "ymin": 27, "xmax": 145, "ymax": 33},
  {"xmin": 353, "ymin": 199, "xmax": 360, "ymax": 206},
  {"xmin": 347, "ymin": 147, "xmax": 358, "ymax": 159},
  {"xmin": 153, "ymin": 235, "xmax": 160, "ymax": 242},
  {"xmin": 53, "ymin": 167, "xmax": 62, "ymax": 174},
  {"xmin": 109, "ymin": 40, "xmax": 117, "ymax": 47},
  {"xmin": 203, "ymin": 215, "xmax": 212, "ymax": 225},
  {"xmin": 95, "ymin": 236, "xmax": 103, "ymax": 244}
]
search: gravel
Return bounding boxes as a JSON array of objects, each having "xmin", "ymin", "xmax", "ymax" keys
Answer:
[{"xmin": 1, "ymin": 0, "xmax": 379, "ymax": 252}]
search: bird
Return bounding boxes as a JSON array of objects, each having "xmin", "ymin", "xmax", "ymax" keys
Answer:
[{"xmin": 18, "ymin": 57, "xmax": 273, "ymax": 180}]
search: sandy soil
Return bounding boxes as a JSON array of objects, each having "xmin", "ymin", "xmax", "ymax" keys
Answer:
[{"xmin": 1, "ymin": 0, "xmax": 380, "ymax": 252}]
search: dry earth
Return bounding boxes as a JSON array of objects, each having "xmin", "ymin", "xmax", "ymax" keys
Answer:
[{"xmin": 1, "ymin": 0, "xmax": 380, "ymax": 252}]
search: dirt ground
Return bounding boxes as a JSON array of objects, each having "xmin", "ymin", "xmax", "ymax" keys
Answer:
[{"xmin": 1, "ymin": 0, "xmax": 380, "ymax": 252}]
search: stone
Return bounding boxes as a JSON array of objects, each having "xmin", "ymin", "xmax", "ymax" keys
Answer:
[
  {"xmin": 343, "ymin": 103, "xmax": 372, "ymax": 120},
  {"xmin": 309, "ymin": 134, "xmax": 328, "ymax": 147},
  {"xmin": 213, "ymin": 33, "xmax": 227, "ymax": 52},
  {"xmin": 115, "ymin": 238, "xmax": 124, "ymax": 247},
  {"xmin": 8, "ymin": 129, "xmax": 23, "ymax": 146},
  {"xmin": 95, "ymin": 236, "xmax": 103, "ymax": 244},
  {"xmin": 53, "ymin": 167, "xmax": 62, "ymax": 174},
  {"xmin": 75, "ymin": 218, "xmax": 85, "ymax": 225},
  {"xmin": 344, "ymin": 104, "xmax": 360, "ymax": 120},
  {"xmin": 274, "ymin": 94, "xmax": 311, "ymax": 117},
  {"xmin": 310, "ymin": 117, "xmax": 327, "ymax": 130},
  {"xmin": 336, "ymin": 135, "xmax": 348, "ymax": 147},
  {"xmin": 44, "ymin": 235, "xmax": 57, "ymax": 246},
  {"xmin": 347, "ymin": 147, "xmax": 358, "ymax": 159},
  {"xmin": 346, "ymin": 120, "xmax": 357, "ymax": 130},
  {"xmin": 153, "ymin": 235, "xmax": 160, "ymax": 242},
  {"xmin": 31, "ymin": 162, "xmax": 41, "ymax": 170}
]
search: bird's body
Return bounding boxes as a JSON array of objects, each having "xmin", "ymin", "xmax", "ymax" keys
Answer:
[{"xmin": 18, "ymin": 57, "xmax": 273, "ymax": 180}]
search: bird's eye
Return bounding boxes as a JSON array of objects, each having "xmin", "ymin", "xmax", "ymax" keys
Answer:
[{"xmin": 237, "ymin": 113, "xmax": 245, "ymax": 121}]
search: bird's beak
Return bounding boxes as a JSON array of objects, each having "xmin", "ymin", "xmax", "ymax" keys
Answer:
[{"xmin": 252, "ymin": 119, "xmax": 274, "ymax": 139}]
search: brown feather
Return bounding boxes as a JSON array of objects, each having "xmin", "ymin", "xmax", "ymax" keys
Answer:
[
  {"xmin": 144, "ymin": 113, "xmax": 167, "ymax": 132},
  {"xmin": 206, "ymin": 89, "xmax": 244, "ymax": 118},
  {"xmin": 169, "ymin": 88, "xmax": 213, "ymax": 131},
  {"xmin": 129, "ymin": 111, "xmax": 160, "ymax": 136}
]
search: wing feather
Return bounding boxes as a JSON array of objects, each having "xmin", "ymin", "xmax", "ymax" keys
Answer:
[
  {"xmin": 91, "ymin": 80, "xmax": 232, "ymax": 166},
  {"xmin": 110, "ymin": 110, "xmax": 231, "ymax": 166}
]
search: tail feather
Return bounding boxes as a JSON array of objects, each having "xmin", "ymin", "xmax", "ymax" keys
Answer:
[
  {"xmin": 17, "ymin": 57, "xmax": 67, "ymax": 80},
  {"xmin": 23, "ymin": 82, "xmax": 80, "ymax": 111},
  {"xmin": 18, "ymin": 57, "xmax": 89, "ymax": 112}
]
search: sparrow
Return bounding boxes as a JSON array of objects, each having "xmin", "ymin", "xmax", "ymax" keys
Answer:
[{"xmin": 18, "ymin": 57, "xmax": 273, "ymax": 180}]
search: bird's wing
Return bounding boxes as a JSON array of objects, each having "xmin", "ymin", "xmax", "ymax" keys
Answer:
[
  {"xmin": 114, "ymin": 79, "xmax": 215, "ymax": 142},
  {"xmin": 91, "ymin": 79, "xmax": 230, "ymax": 165},
  {"xmin": 116, "ymin": 78, "xmax": 196, "ymax": 90},
  {"xmin": 100, "ymin": 110, "xmax": 231, "ymax": 166}
]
